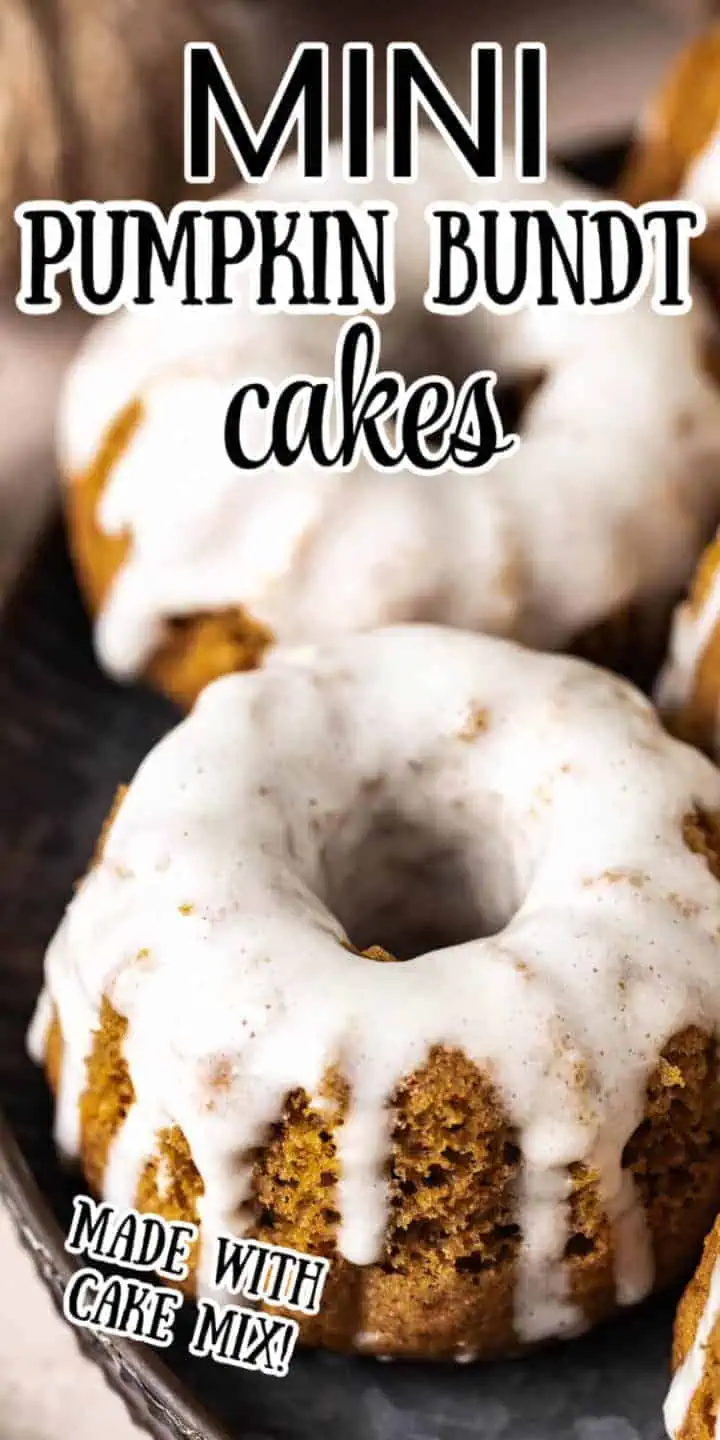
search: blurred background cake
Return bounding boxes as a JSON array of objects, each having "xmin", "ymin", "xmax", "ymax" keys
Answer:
[
  {"xmin": 656, "ymin": 531, "xmax": 720, "ymax": 753},
  {"xmin": 0, "ymin": 0, "xmax": 254, "ymax": 287},
  {"xmin": 621, "ymin": 25, "xmax": 720, "ymax": 273},
  {"xmin": 0, "ymin": 0, "xmax": 256, "ymax": 603}
]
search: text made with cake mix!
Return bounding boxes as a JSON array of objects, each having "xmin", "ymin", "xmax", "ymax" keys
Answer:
[{"xmin": 61, "ymin": 1194, "xmax": 330, "ymax": 1378}]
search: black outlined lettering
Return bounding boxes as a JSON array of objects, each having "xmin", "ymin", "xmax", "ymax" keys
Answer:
[
  {"xmin": 63, "ymin": 1268, "xmax": 182, "ymax": 1348},
  {"xmin": 189, "ymin": 1299, "xmax": 298, "ymax": 1378},
  {"xmin": 388, "ymin": 42, "xmax": 501, "ymax": 182},
  {"xmin": 424, "ymin": 199, "xmax": 703, "ymax": 315},
  {"xmin": 62, "ymin": 1199, "xmax": 332, "ymax": 1377},
  {"xmin": 185, "ymin": 42, "xmax": 328, "ymax": 184},
  {"xmin": 64, "ymin": 1195, "xmax": 197, "ymax": 1281},
  {"xmin": 16, "ymin": 206, "xmax": 74, "ymax": 309},
  {"xmin": 515, "ymin": 44, "xmax": 547, "ymax": 182},
  {"xmin": 642, "ymin": 204, "xmax": 703, "ymax": 313},
  {"xmin": 344, "ymin": 44, "xmax": 374, "ymax": 182},
  {"xmin": 224, "ymin": 318, "xmax": 517, "ymax": 475}
]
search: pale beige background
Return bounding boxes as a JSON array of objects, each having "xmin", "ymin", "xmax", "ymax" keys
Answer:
[{"xmin": 0, "ymin": 1, "xmax": 709, "ymax": 1435}]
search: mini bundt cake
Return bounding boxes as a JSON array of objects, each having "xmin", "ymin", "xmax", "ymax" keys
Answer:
[
  {"xmin": 657, "ymin": 530, "xmax": 720, "ymax": 754},
  {"xmin": 28, "ymin": 627, "xmax": 720, "ymax": 1358},
  {"xmin": 666, "ymin": 1215, "xmax": 720, "ymax": 1439},
  {"xmin": 60, "ymin": 135, "xmax": 720, "ymax": 708},
  {"xmin": 621, "ymin": 27, "xmax": 720, "ymax": 273}
]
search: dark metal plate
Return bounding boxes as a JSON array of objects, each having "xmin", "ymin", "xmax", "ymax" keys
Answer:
[{"xmin": 0, "ymin": 138, "xmax": 683, "ymax": 1440}]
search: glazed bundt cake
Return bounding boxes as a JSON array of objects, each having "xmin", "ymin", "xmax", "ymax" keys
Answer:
[
  {"xmin": 60, "ymin": 135, "xmax": 720, "ymax": 707},
  {"xmin": 28, "ymin": 627, "xmax": 720, "ymax": 1358},
  {"xmin": 621, "ymin": 27, "xmax": 720, "ymax": 275},
  {"xmin": 622, "ymin": 28, "xmax": 720, "ymax": 279}
]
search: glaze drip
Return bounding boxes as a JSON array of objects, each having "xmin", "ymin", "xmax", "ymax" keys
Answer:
[{"xmin": 29, "ymin": 627, "xmax": 720, "ymax": 1344}]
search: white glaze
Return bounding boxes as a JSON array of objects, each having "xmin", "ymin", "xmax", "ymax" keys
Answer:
[
  {"xmin": 59, "ymin": 136, "xmax": 720, "ymax": 681},
  {"xmin": 665, "ymin": 1242, "xmax": 720, "ymax": 1438},
  {"xmin": 29, "ymin": 626, "xmax": 720, "ymax": 1347}
]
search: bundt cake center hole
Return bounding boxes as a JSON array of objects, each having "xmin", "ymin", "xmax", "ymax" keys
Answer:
[
  {"xmin": 323, "ymin": 813, "xmax": 512, "ymax": 962},
  {"xmin": 494, "ymin": 370, "xmax": 545, "ymax": 433}
]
